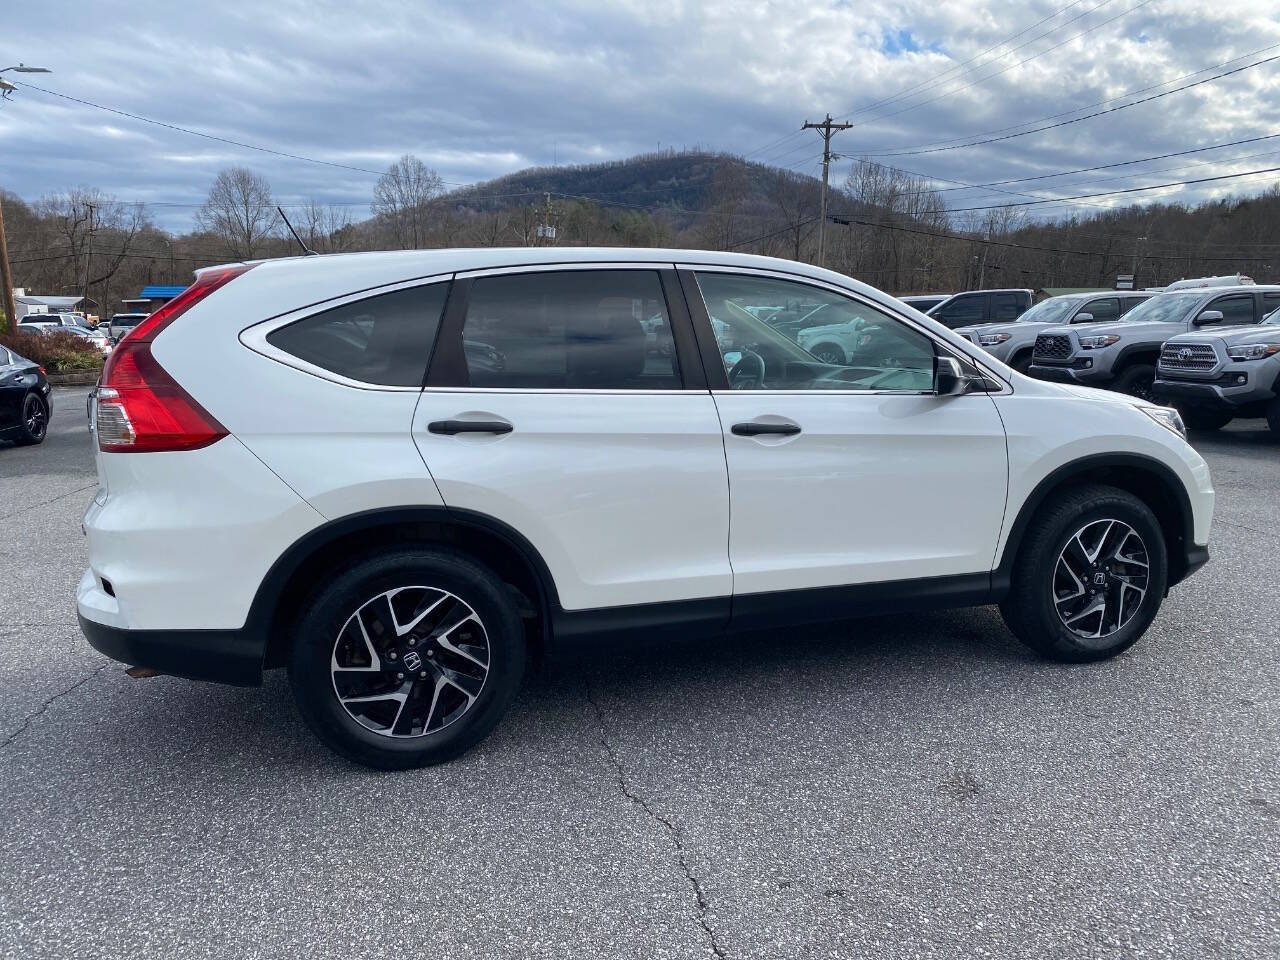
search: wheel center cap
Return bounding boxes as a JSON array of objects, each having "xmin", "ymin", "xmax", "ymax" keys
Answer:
[
  {"xmin": 1093, "ymin": 571, "xmax": 1107, "ymax": 586},
  {"xmin": 402, "ymin": 649, "xmax": 423, "ymax": 673}
]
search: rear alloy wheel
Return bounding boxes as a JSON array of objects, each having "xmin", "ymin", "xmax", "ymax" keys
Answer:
[
  {"xmin": 1114, "ymin": 363, "xmax": 1157, "ymax": 403},
  {"xmin": 289, "ymin": 547, "xmax": 525, "ymax": 768},
  {"xmin": 14, "ymin": 394, "xmax": 48, "ymax": 446},
  {"xmin": 810, "ymin": 343, "xmax": 846, "ymax": 365},
  {"xmin": 1001, "ymin": 483, "xmax": 1168, "ymax": 662}
]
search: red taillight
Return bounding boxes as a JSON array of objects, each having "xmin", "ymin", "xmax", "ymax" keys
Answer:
[{"xmin": 97, "ymin": 263, "xmax": 255, "ymax": 453}]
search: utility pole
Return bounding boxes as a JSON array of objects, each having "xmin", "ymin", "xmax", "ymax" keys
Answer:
[
  {"xmin": 536, "ymin": 192, "xmax": 556, "ymax": 246},
  {"xmin": 803, "ymin": 113, "xmax": 852, "ymax": 268},
  {"xmin": 82, "ymin": 201, "xmax": 97, "ymax": 313},
  {"xmin": 0, "ymin": 195, "xmax": 15, "ymax": 333}
]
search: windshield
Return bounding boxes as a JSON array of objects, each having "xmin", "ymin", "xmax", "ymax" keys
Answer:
[
  {"xmin": 1116, "ymin": 292, "xmax": 1205, "ymax": 324},
  {"xmin": 1016, "ymin": 298, "xmax": 1080, "ymax": 325}
]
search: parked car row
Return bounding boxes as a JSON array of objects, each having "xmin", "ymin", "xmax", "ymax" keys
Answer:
[{"xmin": 940, "ymin": 278, "xmax": 1280, "ymax": 434}]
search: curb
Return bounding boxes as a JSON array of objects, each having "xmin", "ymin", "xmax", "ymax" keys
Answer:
[{"xmin": 47, "ymin": 372, "xmax": 101, "ymax": 387}]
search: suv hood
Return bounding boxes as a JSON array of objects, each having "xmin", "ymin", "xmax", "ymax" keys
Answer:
[
  {"xmin": 1049, "ymin": 380, "xmax": 1157, "ymax": 409},
  {"xmin": 1166, "ymin": 324, "xmax": 1275, "ymax": 344},
  {"xmin": 955, "ymin": 321, "xmax": 1040, "ymax": 335}
]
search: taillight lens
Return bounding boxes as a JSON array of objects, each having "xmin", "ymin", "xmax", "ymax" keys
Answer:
[{"xmin": 97, "ymin": 263, "xmax": 255, "ymax": 453}]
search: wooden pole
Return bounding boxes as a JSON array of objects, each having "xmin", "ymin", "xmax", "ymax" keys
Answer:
[{"xmin": 0, "ymin": 194, "xmax": 16, "ymax": 334}]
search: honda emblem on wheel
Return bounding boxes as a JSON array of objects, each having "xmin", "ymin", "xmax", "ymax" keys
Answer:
[{"xmin": 403, "ymin": 649, "xmax": 423, "ymax": 672}]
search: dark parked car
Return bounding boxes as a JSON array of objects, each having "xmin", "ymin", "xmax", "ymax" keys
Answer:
[
  {"xmin": 0, "ymin": 346, "xmax": 52, "ymax": 446},
  {"xmin": 926, "ymin": 288, "xmax": 1035, "ymax": 328}
]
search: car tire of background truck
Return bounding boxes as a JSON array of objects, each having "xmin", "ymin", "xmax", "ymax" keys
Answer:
[
  {"xmin": 809, "ymin": 343, "xmax": 846, "ymax": 365},
  {"xmin": 1010, "ymin": 353, "xmax": 1033, "ymax": 375},
  {"xmin": 1177, "ymin": 406, "xmax": 1232, "ymax": 432},
  {"xmin": 1267, "ymin": 396, "xmax": 1280, "ymax": 436},
  {"xmin": 288, "ymin": 546, "xmax": 526, "ymax": 769},
  {"xmin": 14, "ymin": 394, "xmax": 48, "ymax": 446},
  {"xmin": 1113, "ymin": 364, "xmax": 1157, "ymax": 403},
  {"xmin": 1000, "ymin": 483, "xmax": 1168, "ymax": 663}
]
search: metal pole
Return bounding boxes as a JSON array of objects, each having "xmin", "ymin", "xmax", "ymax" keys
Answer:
[{"xmin": 0, "ymin": 195, "xmax": 16, "ymax": 333}]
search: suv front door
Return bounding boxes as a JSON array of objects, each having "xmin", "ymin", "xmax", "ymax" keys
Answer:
[
  {"xmin": 683, "ymin": 268, "xmax": 1009, "ymax": 619},
  {"xmin": 413, "ymin": 265, "xmax": 731, "ymax": 622}
]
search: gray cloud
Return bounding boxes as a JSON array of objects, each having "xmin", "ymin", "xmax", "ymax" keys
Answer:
[{"xmin": 4, "ymin": 0, "xmax": 1280, "ymax": 230}]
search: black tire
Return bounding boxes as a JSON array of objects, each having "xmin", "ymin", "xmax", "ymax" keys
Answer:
[
  {"xmin": 288, "ymin": 547, "xmax": 525, "ymax": 769},
  {"xmin": 1267, "ymin": 396, "xmax": 1280, "ymax": 436},
  {"xmin": 1009, "ymin": 352, "xmax": 1033, "ymax": 375},
  {"xmin": 1000, "ymin": 483, "xmax": 1168, "ymax": 663},
  {"xmin": 1113, "ymin": 363, "xmax": 1157, "ymax": 402},
  {"xmin": 809, "ymin": 343, "xmax": 846, "ymax": 365},
  {"xmin": 1176, "ymin": 405, "xmax": 1232, "ymax": 432},
  {"xmin": 13, "ymin": 393, "xmax": 48, "ymax": 446}
]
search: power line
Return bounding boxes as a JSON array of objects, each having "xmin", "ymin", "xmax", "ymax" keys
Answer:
[{"xmin": 868, "ymin": 50, "xmax": 1280, "ymax": 157}]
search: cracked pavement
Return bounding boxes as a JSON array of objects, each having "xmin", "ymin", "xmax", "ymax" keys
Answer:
[{"xmin": 0, "ymin": 388, "xmax": 1277, "ymax": 959}]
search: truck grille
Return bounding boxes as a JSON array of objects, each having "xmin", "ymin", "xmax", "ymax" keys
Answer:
[
  {"xmin": 1034, "ymin": 334, "xmax": 1072, "ymax": 361},
  {"xmin": 1159, "ymin": 342, "xmax": 1217, "ymax": 371}
]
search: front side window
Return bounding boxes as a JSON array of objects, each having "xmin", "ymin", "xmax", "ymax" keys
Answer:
[
  {"xmin": 1080, "ymin": 298, "xmax": 1119, "ymax": 322},
  {"xmin": 695, "ymin": 272, "xmax": 935, "ymax": 392},
  {"xmin": 931, "ymin": 294, "xmax": 985, "ymax": 327},
  {"xmin": 1210, "ymin": 294, "xmax": 1256, "ymax": 326},
  {"xmin": 266, "ymin": 282, "xmax": 449, "ymax": 387},
  {"xmin": 459, "ymin": 270, "xmax": 679, "ymax": 389}
]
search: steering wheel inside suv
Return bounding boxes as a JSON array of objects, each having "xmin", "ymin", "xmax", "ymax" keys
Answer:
[{"xmin": 728, "ymin": 349, "xmax": 766, "ymax": 389}]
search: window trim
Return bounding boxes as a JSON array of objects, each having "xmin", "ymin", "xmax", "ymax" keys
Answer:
[
  {"xmin": 678, "ymin": 265, "xmax": 1011, "ymax": 396},
  {"xmin": 240, "ymin": 273, "xmax": 454, "ymax": 391},
  {"xmin": 425, "ymin": 263, "xmax": 706, "ymax": 393}
]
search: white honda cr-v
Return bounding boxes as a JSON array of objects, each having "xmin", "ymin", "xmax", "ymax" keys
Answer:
[{"xmin": 78, "ymin": 248, "xmax": 1214, "ymax": 768}]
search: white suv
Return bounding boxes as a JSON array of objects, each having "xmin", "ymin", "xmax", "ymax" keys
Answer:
[{"xmin": 78, "ymin": 249, "xmax": 1214, "ymax": 769}]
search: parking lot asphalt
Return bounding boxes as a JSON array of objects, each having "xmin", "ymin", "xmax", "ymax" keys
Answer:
[{"xmin": 0, "ymin": 386, "xmax": 1277, "ymax": 959}]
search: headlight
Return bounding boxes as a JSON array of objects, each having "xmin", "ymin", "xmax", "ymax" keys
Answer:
[
  {"xmin": 977, "ymin": 332, "xmax": 1012, "ymax": 346},
  {"xmin": 1079, "ymin": 335, "xmax": 1121, "ymax": 349},
  {"xmin": 1226, "ymin": 342, "xmax": 1280, "ymax": 361},
  {"xmin": 1141, "ymin": 405, "xmax": 1186, "ymax": 441}
]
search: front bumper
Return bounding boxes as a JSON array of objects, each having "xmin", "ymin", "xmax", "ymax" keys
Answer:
[
  {"xmin": 1028, "ymin": 361, "xmax": 1112, "ymax": 385},
  {"xmin": 79, "ymin": 612, "xmax": 263, "ymax": 686},
  {"xmin": 1153, "ymin": 371, "xmax": 1273, "ymax": 409}
]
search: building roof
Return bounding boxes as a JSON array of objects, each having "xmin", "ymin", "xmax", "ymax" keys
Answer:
[
  {"xmin": 139, "ymin": 285, "xmax": 188, "ymax": 299},
  {"xmin": 15, "ymin": 294, "xmax": 83, "ymax": 307}
]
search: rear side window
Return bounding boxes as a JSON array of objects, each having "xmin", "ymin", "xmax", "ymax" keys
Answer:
[
  {"xmin": 459, "ymin": 270, "xmax": 680, "ymax": 389},
  {"xmin": 992, "ymin": 293, "xmax": 1025, "ymax": 320},
  {"xmin": 266, "ymin": 282, "xmax": 449, "ymax": 387}
]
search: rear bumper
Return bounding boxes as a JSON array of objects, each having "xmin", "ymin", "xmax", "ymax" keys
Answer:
[{"xmin": 79, "ymin": 612, "xmax": 263, "ymax": 686}]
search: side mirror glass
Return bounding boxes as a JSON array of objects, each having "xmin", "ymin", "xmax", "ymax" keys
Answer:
[
  {"xmin": 1194, "ymin": 309, "xmax": 1224, "ymax": 326},
  {"xmin": 1072, "ymin": 312, "xmax": 1094, "ymax": 324},
  {"xmin": 934, "ymin": 356, "xmax": 973, "ymax": 396}
]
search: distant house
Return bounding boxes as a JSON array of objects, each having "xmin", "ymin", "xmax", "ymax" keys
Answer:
[
  {"xmin": 11, "ymin": 290, "xmax": 84, "ymax": 322},
  {"xmin": 135, "ymin": 285, "xmax": 188, "ymax": 312}
]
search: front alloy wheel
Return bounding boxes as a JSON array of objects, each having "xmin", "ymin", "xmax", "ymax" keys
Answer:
[
  {"xmin": 16, "ymin": 394, "xmax": 48, "ymax": 445},
  {"xmin": 1052, "ymin": 519, "xmax": 1150, "ymax": 645}
]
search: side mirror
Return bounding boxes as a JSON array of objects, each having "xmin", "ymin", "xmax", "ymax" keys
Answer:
[
  {"xmin": 1194, "ymin": 310, "xmax": 1224, "ymax": 326},
  {"xmin": 934, "ymin": 356, "xmax": 973, "ymax": 396},
  {"xmin": 1072, "ymin": 312, "xmax": 1094, "ymax": 324}
]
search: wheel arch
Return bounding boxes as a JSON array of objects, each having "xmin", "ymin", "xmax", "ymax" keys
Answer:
[
  {"xmin": 995, "ymin": 453, "xmax": 1196, "ymax": 593},
  {"xmin": 253, "ymin": 507, "xmax": 559, "ymax": 671},
  {"xmin": 1112, "ymin": 344, "xmax": 1161, "ymax": 372}
]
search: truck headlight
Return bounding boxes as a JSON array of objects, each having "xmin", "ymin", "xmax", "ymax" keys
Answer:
[
  {"xmin": 977, "ymin": 333, "xmax": 1012, "ymax": 346},
  {"xmin": 1141, "ymin": 405, "xmax": 1187, "ymax": 440},
  {"xmin": 1079, "ymin": 335, "xmax": 1121, "ymax": 349},
  {"xmin": 1226, "ymin": 342, "xmax": 1280, "ymax": 360}
]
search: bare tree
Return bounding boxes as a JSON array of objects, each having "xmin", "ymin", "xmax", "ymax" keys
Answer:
[
  {"xmin": 372, "ymin": 155, "xmax": 444, "ymax": 249},
  {"xmin": 196, "ymin": 168, "xmax": 278, "ymax": 260},
  {"xmin": 297, "ymin": 200, "xmax": 354, "ymax": 253}
]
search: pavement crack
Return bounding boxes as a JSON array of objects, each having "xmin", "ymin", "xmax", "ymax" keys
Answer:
[
  {"xmin": 585, "ymin": 681, "xmax": 728, "ymax": 960},
  {"xmin": 1, "ymin": 663, "xmax": 111, "ymax": 750},
  {"xmin": 0, "ymin": 482, "xmax": 97, "ymax": 522}
]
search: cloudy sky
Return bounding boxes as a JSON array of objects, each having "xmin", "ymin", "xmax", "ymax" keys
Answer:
[{"xmin": 5, "ymin": 0, "xmax": 1280, "ymax": 229}]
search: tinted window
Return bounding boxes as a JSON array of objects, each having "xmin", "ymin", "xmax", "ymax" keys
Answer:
[
  {"xmin": 267, "ymin": 282, "xmax": 448, "ymax": 387},
  {"xmin": 932, "ymin": 294, "xmax": 986, "ymax": 327},
  {"xmin": 1119, "ymin": 296, "xmax": 1149, "ymax": 315},
  {"xmin": 993, "ymin": 293, "xmax": 1025, "ymax": 320},
  {"xmin": 460, "ymin": 271, "xmax": 679, "ymax": 389},
  {"xmin": 1081, "ymin": 298, "xmax": 1119, "ymax": 322},
  {"xmin": 696, "ymin": 272, "xmax": 935, "ymax": 392},
  {"xmin": 1263, "ymin": 292, "xmax": 1280, "ymax": 315},
  {"xmin": 1210, "ymin": 294, "xmax": 1255, "ymax": 325}
]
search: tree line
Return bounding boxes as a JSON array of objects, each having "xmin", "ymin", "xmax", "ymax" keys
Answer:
[{"xmin": 5, "ymin": 150, "xmax": 1280, "ymax": 318}]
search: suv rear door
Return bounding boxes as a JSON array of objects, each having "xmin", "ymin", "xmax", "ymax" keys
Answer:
[
  {"xmin": 413, "ymin": 265, "xmax": 731, "ymax": 621},
  {"xmin": 682, "ymin": 267, "xmax": 1008, "ymax": 620}
]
